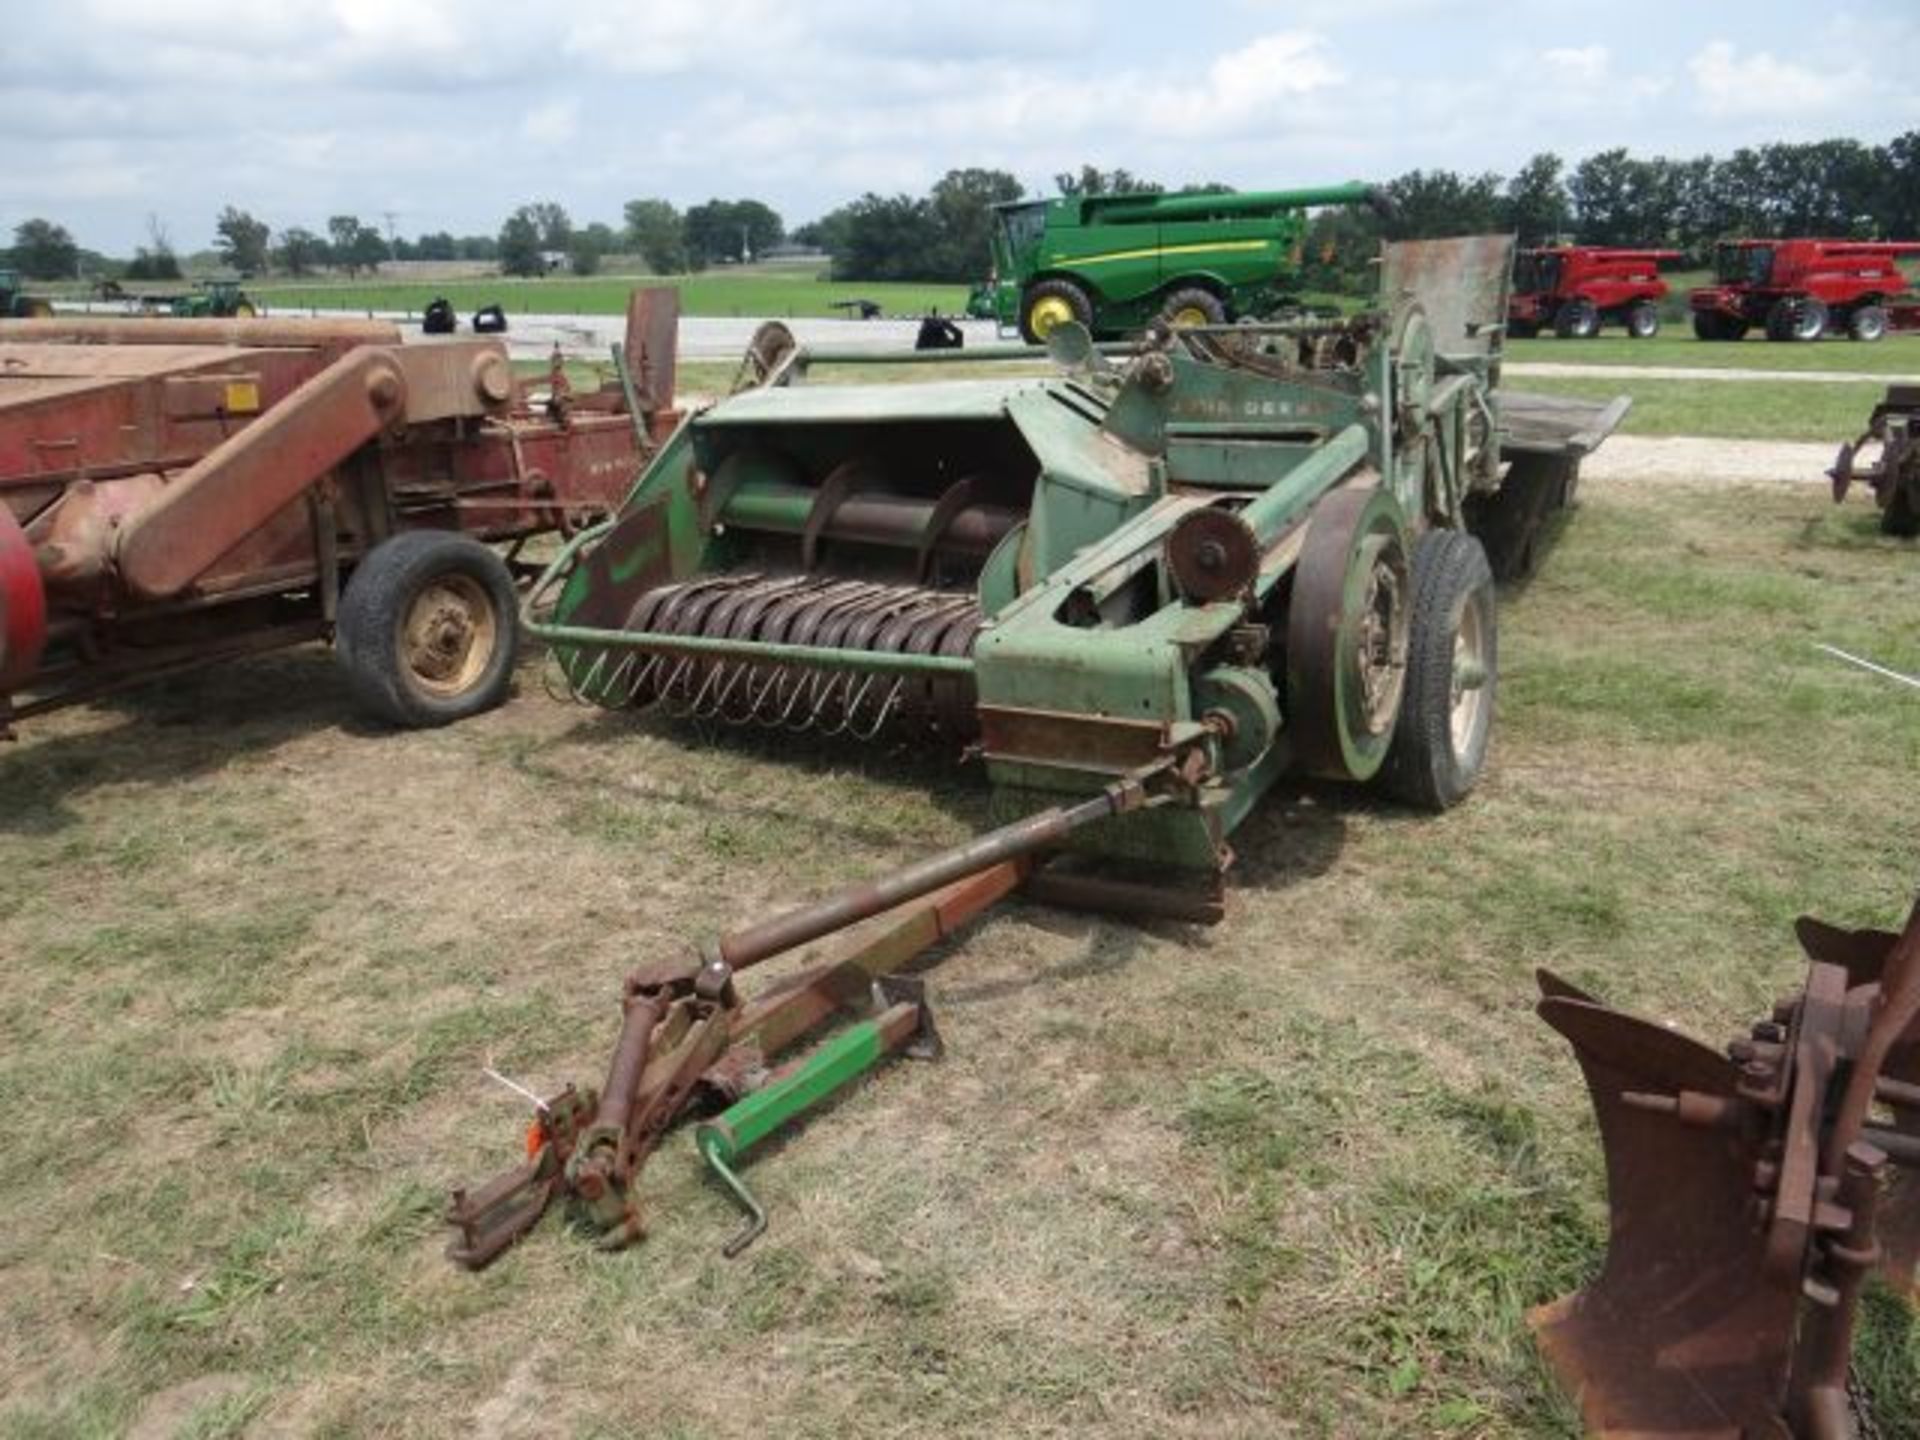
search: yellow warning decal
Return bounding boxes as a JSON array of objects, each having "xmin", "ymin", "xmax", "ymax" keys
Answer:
[{"xmin": 223, "ymin": 380, "xmax": 261, "ymax": 414}]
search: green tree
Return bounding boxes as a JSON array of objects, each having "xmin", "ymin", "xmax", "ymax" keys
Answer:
[
  {"xmin": 275, "ymin": 226, "xmax": 324, "ymax": 276},
  {"xmin": 524, "ymin": 201, "xmax": 572, "ymax": 252},
  {"xmin": 12, "ymin": 218, "xmax": 79, "ymax": 279},
  {"xmin": 926, "ymin": 167, "xmax": 1023, "ymax": 282},
  {"xmin": 213, "ymin": 206, "xmax": 271, "ymax": 274},
  {"xmin": 833, "ymin": 193, "xmax": 938, "ymax": 282},
  {"xmin": 327, "ymin": 215, "xmax": 384, "ymax": 276},
  {"xmin": 498, "ymin": 210, "xmax": 544, "ymax": 277},
  {"xmin": 623, "ymin": 198, "xmax": 687, "ymax": 273},
  {"xmin": 1053, "ymin": 165, "xmax": 1159, "ymax": 197},
  {"xmin": 414, "ymin": 231, "xmax": 457, "ymax": 262},
  {"xmin": 1383, "ymin": 169, "xmax": 1505, "ymax": 239},
  {"xmin": 1501, "ymin": 154, "xmax": 1567, "ymax": 245},
  {"xmin": 569, "ymin": 221, "xmax": 616, "ymax": 277},
  {"xmin": 684, "ymin": 199, "xmax": 783, "ymax": 267}
]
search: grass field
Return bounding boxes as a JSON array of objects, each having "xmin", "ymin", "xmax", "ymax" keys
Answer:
[
  {"xmin": 1508, "ymin": 331, "xmax": 1920, "ymax": 374},
  {"xmin": 1, "ymin": 452, "xmax": 1916, "ymax": 1435},
  {"xmin": 250, "ymin": 272, "xmax": 971, "ymax": 321},
  {"xmin": 1515, "ymin": 374, "xmax": 1888, "ymax": 442}
]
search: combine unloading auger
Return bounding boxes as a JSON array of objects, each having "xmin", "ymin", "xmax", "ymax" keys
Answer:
[{"xmin": 1532, "ymin": 902, "xmax": 1919, "ymax": 1437}]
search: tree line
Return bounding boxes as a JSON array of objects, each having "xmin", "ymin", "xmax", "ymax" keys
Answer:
[{"xmin": 8, "ymin": 133, "xmax": 1919, "ymax": 289}]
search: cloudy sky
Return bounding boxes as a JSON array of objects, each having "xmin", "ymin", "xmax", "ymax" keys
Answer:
[{"xmin": 5, "ymin": 0, "xmax": 1917, "ymax": 255}]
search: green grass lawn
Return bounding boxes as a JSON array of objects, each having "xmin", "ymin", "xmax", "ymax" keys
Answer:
[
  {"xmin": 1516, "ymin": 374, "xmax": 1888, "ymax": 442},
  {"xmin": 1508, "ymin": 331, "xmax": 1920, "ymax": 374},
  {"xmin": 0, "ymin": 472, "xmax": 1914, "ymax": 1437},
  {"xmin": 250, "ymin": 272, "xmax": 971, "ymax": 320}
]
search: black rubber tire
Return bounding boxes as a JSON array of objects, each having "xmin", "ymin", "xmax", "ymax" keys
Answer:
[
  {"xmin": 1160, "ymin": 286, "xmax": 1227, "ymax": 328},
  {"xmin": 1554, "ymin": 299, "xmax": 1599, "ymax": 339},
  {"xmin": 1018, "ymin": 279, "xmax": 1093, "ymax": 345},
  {"xmin": 1381, "ymin": 530, "xmax": 1497, "ymax": 812},
  {"xmin": 1507, "ymin": 318, "xmax": 1540, "ymax": 340},
  {"xmin": 1850, "ymin": 305, "xmax": 1889, "ymax": 342},
  {"xmin": 1692, "ymin": 311, "xmax": 1723, "ymax": 341},
  {"xmin": 1765, "ymin": 299, "xmax": 1797, "ymax": 341},
  {"xmin": 336, "ymin": 531, "xmax": 520, "ymax": 727},
  {"xmin": 1625, "ymin": 301, "xmax": 1659, "ymax": 339},
  {"xmin": 1884, "ymin": 487, "xmax": 1920, "ymax": 538}
]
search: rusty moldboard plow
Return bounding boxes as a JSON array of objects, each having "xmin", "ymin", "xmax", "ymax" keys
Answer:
[{"xmin": 1531, "ymin": 900, "xmax": 1920, "ymax": 1438}]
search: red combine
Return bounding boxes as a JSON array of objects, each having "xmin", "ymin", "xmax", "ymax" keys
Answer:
[
  {"xmin": 1509, "ymin": 246, "xmax": 1681, "ymax": 339},
  {"xmin": 0, "ymin": 291, "xmax": 679, "ymax": 734},
  {"xmin": 1689, "ymin": 238, "xmax": 1920, "ymax": 341}
]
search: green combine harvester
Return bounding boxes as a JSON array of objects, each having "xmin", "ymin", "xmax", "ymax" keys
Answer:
[
  {"xmin": 448, "ymin": 236, "xmax": 1630, "ymax": 1265},
  {"xmin": 968, "ymin": 182, "xmax": 1384, "ymax": 342},
  {"xmin": 0, "ymin": 269, "xmax": 54, "ymax": 320}
]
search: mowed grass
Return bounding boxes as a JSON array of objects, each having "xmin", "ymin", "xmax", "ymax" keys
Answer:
[
  {"xmin": 1508, "ymin": 330, "xmax": 1920, "ymax": 375},
  {"xmin": 250, "ymin": 270, "xmax": 970, "ymax": 320},
  {"xmin": 1516, "ymin": 374, "xmax": 1890, "ymax": 441},
  {"xmin": 0, "ymin": 481, "xmax": 1917, "ymax": 1437}
]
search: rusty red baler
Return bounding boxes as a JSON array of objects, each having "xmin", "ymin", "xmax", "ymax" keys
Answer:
[{"xmin": 0, "ymin": 292, "xmax": 679, "ymax": 732}]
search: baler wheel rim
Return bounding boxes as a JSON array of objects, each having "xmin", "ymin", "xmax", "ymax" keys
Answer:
[{"xmin": 401, "ymin": 574, "xmax": 498, "ymax": 700}]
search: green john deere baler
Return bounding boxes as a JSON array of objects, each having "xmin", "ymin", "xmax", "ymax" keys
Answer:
[{"xmin": 444, "ymin": 236, "xmax": 1629, "ymax": 1264}]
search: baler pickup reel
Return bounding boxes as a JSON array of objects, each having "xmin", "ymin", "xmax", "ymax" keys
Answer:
[{"xmin": 1532, "ymin": 899, "xmax": 1920, "ymax": 1437}]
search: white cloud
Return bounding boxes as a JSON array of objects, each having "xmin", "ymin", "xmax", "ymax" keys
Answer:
[
  {"xmin": 520, "ymin": 100, "xmax": 580, "ymax": 147},
  {"xmin": 1686, "ymin": 39, "xmax": 1855, "ymax": 118},
  {"xmin": 1543, "ymin": 45, "xmax": 1609, "ymax": 85}
]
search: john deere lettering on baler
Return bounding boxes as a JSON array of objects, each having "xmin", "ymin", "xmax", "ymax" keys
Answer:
[
  {"xmin": 0, "ymin": 292, "xmax": 679, "ymax": 733},
  {"xmin": 448, "ymin": 238, "xmax": 1631, "ymax": 1264}
]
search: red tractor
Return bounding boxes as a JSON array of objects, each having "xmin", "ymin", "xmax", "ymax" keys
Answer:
[
  {"xmin": 1689, "ymin": 238, "xmax": 1920, "ymax": 342},
  {"xmin": 1509, "ymin": 246, "xmax": 1681, "ymax": 339}
]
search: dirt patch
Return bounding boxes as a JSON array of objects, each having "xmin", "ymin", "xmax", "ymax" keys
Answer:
[
  {"xmin": 1508, "ymin": 361, "xmax": 1893, "ymax": 385},
  {"xmin": 1580, "ymin": 434, "xmax": 1834, "ymax": 485}
]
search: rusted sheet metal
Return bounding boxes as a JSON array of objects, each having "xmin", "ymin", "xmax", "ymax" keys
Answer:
[
  {"xmin": 0, "ymin": 316, "xmax": 401, "ymax": 349},
  {"xmin": 1531, "ymin": 899, "xmax": 1920, "ymax": 1436},
  {"xmin": 977, "ymin": 704, "xmax": 1171, "ymax": 774},
  {"xmin": 1379, "ymin": 234, "xmax": 1512, "ymax": 357},
  {"xmin": 624, "ymin": 288, "xmax": 679, "ymax": 415}
]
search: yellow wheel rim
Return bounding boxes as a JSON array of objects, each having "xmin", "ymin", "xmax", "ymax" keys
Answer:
[
  {"xmin": 1028, "ymin": 295, "xmax": 1075, "ymax": 337},
  {"xmin": 1168, "ymin": 305, "xmax": 1212, "ymax": 328},
  {"xmin": 233, "ymin": 301, "xmax": 257, "ymax": 319},
  {"xmin": 402, "ymin": 574, "xmax": 498, "ymax": 700},
  {"xmin": 24, "ymin": 299, "xmax": 51, "ymax": 319}
]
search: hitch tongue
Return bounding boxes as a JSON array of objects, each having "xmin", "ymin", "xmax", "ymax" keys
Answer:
[
  {"xmin": 697, "ymin": 980, "xmax": 939, "ymax": 1256},
  {"xmin": 446, "ymin": 1084, "xmax": 596, "ymax": 1269}
]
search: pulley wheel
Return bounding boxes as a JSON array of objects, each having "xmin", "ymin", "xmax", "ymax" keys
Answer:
[
  {"xmin": 1168, "ymin": 507, "xmax": 1258, "ymax": 602},
  {"xmin": 0, "ymin": 506, "xmax": 47, "ymax": 693},
  {"xmin": 1285, "ymin": 482, "xmax": 1410, "ymax": 782}
]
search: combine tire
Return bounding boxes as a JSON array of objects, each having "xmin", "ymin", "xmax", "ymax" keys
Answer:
[
  {"xmin": 1019, "ymin": 280, "xmax": 1092, "ymax": 345},
  {"xmin": 1554, "ymin": 299, "xmax": 1600, "ymax": 339},
  {"xmin": 20, "ymin": 297, "xmax": 52, "ymax": 320},
  {"xmin": 1625, "ymin": 301, "xmax": 1660, "ymax": 339},
  {"xmin": 337, "ymin": 532, "xmax": 520, "ymax": 728},
  {"xmin": 1161, "ymin": 287, "xmax": 1226, "ymax": 329},
  {"xmin": 1507, "ymin": 318, "xmax": 1540, "ymax": 340},
  {"xmin": 1382, "ymin": 530, "xmax": 1497, "ymax": 812},
  {"xmin": 1850, "ymin": 305, "xmax": 1889, "ymax": 343},
  {"xmin": 1768, "ymin": 296, "xmax": 1827, "ymax": 342},
  {"xmin": 231, "ymin": 301, "xmax": 258, "ymax": 319}
]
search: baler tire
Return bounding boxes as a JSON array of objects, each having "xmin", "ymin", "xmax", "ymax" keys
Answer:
[
  {"xmin": 1554, "ymin": 299, "xmax": 1599, "ymax": 339},
  {"xmin": 1850, "ymin": 305, "xmax": 1889, "ymax": 343},
  {"xmin": 337, "ymin": 531, "xmax": 520, "ymax": 728},
  {"xmin": 1161, "ymin": 287, "xmax": 1226, "ymax": 329},
  {"xmin": 1884, "ymin": 488, "xmax": 1920, "ymax": 538},
  {"xmin": 1381, "ymin": 530, "xmax": 1497, "ymax": 812},
  {"xmin": 1019, "ymin": 280, "xmax": 1092, "ymax": 345},
  {"xmin": 1625, "ymin": 302, "xmax": 1660, "ymax": 339}
]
